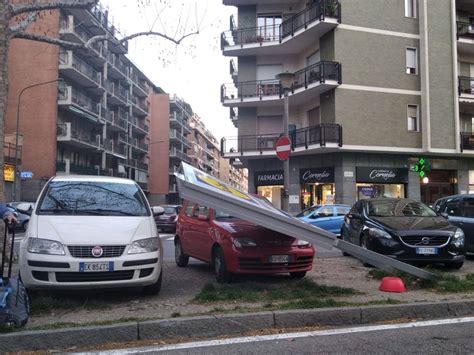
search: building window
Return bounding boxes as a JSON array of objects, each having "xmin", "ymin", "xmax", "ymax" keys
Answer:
[
  {"xmin": 407, "ymin": 105, "xmax": 419, "ymax": 132},
  {"xmin": 405, "ymin": 0, "xmax": 417, "ymax": 18},
  {"xmin": 257, "ymin": 14, "xmax": 282, "ymax": 41},
  {"xmin": 406, "ymin": 48, "xmax": 417, "ymax": 74}
]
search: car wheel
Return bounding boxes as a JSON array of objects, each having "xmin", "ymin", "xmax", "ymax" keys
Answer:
[
  {"xmin": 213, "ymin": 247, "xmax": 232, "ymax": 283},
  {"xmin": 142, "ymin": 270, "xmax": 162, "ymax": 295},
  {"xmin": 340, "ymin": 228, "xmax": 350, "ymax": 256},
  {"xmin": 360, "ymin": 234, "xmax": 373, "ymax": 267},
  {"xmin": 290, "ymin": 271, "xmax": 306, "ymax": 279},
  {"xmin": 174, "ymin": 238, "xmax": 189, "ymax": 267},
  {"xmin": 445, "ymin": 261, "xmax": 464, "ymax": 270},
  {"xmin": 22, "ymin": 221, "xmax": 29, "ymax": 231}
]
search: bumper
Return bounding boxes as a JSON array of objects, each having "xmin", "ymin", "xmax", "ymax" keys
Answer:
[
  {"xmin": 20, "ymin": 252, "xmax": 162, "ymax": 290},
  {"xmin": 225, "ymin": 246, "xmax": 315, "ymax": 274},
  {"xmin": 155, "ymin": 222, "xmax": 176, "ymax": 231}
]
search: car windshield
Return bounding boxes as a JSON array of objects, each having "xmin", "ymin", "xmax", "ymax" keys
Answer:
[
  {"xmin": 214, "ymin": 210, "xmax": 238, "ymax": 220},
  {"xmin": 38, "ymin": 181, "xmax": 149, "ymax": 216},
  {"xmin": 367, "ymin": 200, "xmax": 437, "ymax": 217},
  {"xmin": 296, "ymin": 206, "xmax": 319, "ymax": 217}
]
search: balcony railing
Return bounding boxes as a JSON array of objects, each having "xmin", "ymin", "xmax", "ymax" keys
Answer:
[
  {"xmin": 459, "ymin": 76, "xmax": 474, "ymax": 95},
  {"xmin": 58, "ymin": 85, "xmax": 101, "ymax": 116},
  {"xmin": 4, "ymin": 143, "xmax": 21, "ymax": 165},
  {"xmin": 220, "ymin": 123, "xmax": 342, "ymax": 155},
  {"xmin": 457, "ymin": 22, "xmax": 474, "ymax": 39},
  {"xmin": 70, "ymin": 162, "xmax": 99, "ymax": 175},
  {"xmin": 221, "ymin": 1, "xmax": 340, "ymax": 49},
  {"xmin": 221, "ymin": 61, "xmax": 341, "ymax": 102},
  {"xmin": 59, "ymin": 50, "xmax": 101, "ymax": 84}
]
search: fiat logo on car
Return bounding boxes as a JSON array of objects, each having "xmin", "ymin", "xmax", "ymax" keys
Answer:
[{"xmin": 91, "ymin": 246, "xmax": 104, "ymax": 258}]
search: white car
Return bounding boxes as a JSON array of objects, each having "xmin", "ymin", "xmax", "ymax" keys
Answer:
[{"xmin": 18, "ymin": 175, "xmax": 164, "ymax": 295}]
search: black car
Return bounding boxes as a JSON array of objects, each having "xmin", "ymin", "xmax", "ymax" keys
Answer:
[
  {"xmin": 433, "ymin": 194, "xmax": 474, "ymax": 253},
  {"xmin": 341, "ymin": 198, "xmax": 465, "ymax": 269},
  {"xmin": 6, "ymin": 206, "xmax": 29, "ymax": 231},
  {"xmin": 154, "ymin": 205, "xmax": 181, "ymax": 232}
]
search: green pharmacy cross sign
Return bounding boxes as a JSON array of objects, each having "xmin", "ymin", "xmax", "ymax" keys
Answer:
[{"xmin": 413, "ymin": 158, "xmax": 431, "ymax": 178}]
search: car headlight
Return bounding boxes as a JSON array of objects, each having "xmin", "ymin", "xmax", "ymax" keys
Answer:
[
  {"xmin": 297, "ymin": 239, "xmax": 311, "ymax": 248},
  {"xmin": 233, "ymin": 237, "xmax": 257, "ymax": 248},
  {"xmin": 368, "ymin": 228, "xmax": 393, "ymax": 240},
  {"xmin": 27, "ymin": 238, "xmax": 65, "ymax": 255},
  {"xmin": 128, "ymin": 238, "xmax": 160, "ymax": 254},
  {"xmin": 453, "ymin": 228, "xmax": 465, "ymax": 248}
]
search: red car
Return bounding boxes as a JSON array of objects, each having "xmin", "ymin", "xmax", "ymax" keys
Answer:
[{"xmin": 175, "ymin": 201, "xmax": 315, "ymax": 283}]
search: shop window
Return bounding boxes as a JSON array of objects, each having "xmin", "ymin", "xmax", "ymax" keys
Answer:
[
  {"xmin": 406, "ymin": 48, "xmax": 417, "ymax": 74},
  {"xmin": 405, "ymin": 0, "xmax": 417, "ymax": 18},
  {"xmin": 407, "ymin": 105, "xmax": 419, "ymax": 132}
]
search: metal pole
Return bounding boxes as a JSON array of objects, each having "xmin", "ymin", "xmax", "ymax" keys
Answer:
[
  {"xmin": 12, "ymin": 79, "xmax": 62, "ymax": 201},
  {"xmin": 282, "ymin": 90, "xmax": 290, "ymax": 212}
]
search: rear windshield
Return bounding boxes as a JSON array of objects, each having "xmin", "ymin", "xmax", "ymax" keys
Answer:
[
  {"xmin": 367, "ymin": 200, "xmax": 436, "ymax": 218},
  {"xmin": 214, "ymin": 210, "xmax": 239, "ymax": 220},
  {"xmin": 163, "ymin": 207, "xmax": 177, "ymax": 214},
  {"xmin": 38, "ymin": 181, "xmax": 150, "ymax": 216}
]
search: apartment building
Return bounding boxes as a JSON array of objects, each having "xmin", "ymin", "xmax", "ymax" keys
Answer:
[
  {"xmin": 220, "ymin": 0, "xmax": 474, "ymax": 213},
  {"xmin": 219, "ymin": 156, "xmax": 249, "ymax": 192},
  {"xmin": 188, "ymin": 114, "xmax": 221, "ymax": 178},
  {"xmin": 5, "ymin": 3, "xmax": 167, "ymax": 201}
]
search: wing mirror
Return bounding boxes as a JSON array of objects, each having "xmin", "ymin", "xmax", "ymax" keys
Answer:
[
  {"xmin": 197, "ymin": 214, "xmax": 209, "ymax": 222},
  {"xmin": 152, "ymin": 206, "xmax": 165, "ymax": 216},
  {"xmin": 16, "ymin": 203, "xmax": 33, "ymax": 216}
]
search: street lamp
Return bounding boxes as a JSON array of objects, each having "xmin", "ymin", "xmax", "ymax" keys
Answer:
[
  {"xmin": 12, "ymin": 78, "xmax": 63, "ymax": 201},
  {"xmin": 276, "ymin": 71, "xmax": 295, "ymax": 212}
]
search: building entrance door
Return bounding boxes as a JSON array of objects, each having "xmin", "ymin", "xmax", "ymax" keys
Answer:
[{"xmin": 420, "ymin": 170, "xmax": 456, "ymax": 206}]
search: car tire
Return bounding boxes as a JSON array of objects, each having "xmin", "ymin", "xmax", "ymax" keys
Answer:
[
  {"xmin": 213, "ymin": 247, "xmax": 232, "ymax": 283},
  {"xmin": 340, "ymin": 228, "xmax": 350, "ymax": 257},
  {"xmin": 290, "ymin": 271, "xmax": 306, "ymax": 279},
  {"xmin": 175, "ymin": 238, "xmax": 189, "ymax": 267},
  {"xmin": 360, "ymin": 234, "xmax": 373, "ymax": 267},
  {"xmin": 143, "ymin": 270, "xmax": 162, "ymax": 295},
  {"xmin": 445, "ymin": 261, "xmax": 464, "ymax": 270},
  {"xmin": 22, "ymin": 221, "xmax": 28, "ymax": 231}
]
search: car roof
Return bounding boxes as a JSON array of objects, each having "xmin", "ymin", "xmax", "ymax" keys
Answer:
[{"xmin": 51, "ymin": 175, "xmax": 136, "ymax": 184}]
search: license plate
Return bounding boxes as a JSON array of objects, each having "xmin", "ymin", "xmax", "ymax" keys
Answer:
[
  {"xmin": 79, "ymin": 262, "xmax": 114, "ymax": 272},
  {"xmin": 416, "ymin": 247, "xmax": 438, "ymax": 255},
  {"xmin": 269, "ymin": 255, "xmax": 290, "ymax": 263}
]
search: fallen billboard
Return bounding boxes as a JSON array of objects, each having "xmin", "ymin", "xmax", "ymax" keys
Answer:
[{"xmin": 176, "ymin": 162, "xmax": 436, "ymax": 280}]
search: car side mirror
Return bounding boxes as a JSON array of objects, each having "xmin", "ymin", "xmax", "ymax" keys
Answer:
[
  {"xmin": 197, "ymin": 214, "xmax": 209, "ymax": 222},
  {"xmin": 440, "ymin": 212, "xmax": 449, "ymax": 219},
  {"xmin": 152, "ymin": 206, "xmax": 165, "ymax": 216},
  {"xmin": 16, "ymin": 203, "xmax": 33, "ymax": 216}
]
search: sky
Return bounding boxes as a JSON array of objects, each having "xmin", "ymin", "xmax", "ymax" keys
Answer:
[{"xmin": 100, "ymin": 0, "xmax": 237, "ymax": 141}]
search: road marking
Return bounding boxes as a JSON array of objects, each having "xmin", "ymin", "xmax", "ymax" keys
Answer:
[{"xmin": 97, "ymin": 316, "xmax": 474, "ymax": 353}]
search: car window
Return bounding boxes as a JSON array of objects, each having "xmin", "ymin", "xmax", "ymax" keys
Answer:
[
  {"xmin": 336, "ymin": 206, "xmax": 350, "ymax": 216},
  {"xmin": 314, "ymin": 207, "xmax": 333, "ymax": 218},
  {"xmin": 214, "ymin": 210, "xmax": 237, "ymax": 220},
  {"xmin": 445, "ymin": 198, "xmax": 460, "ymax": 216},
  {"xmin": 356, "ymin": 201, "xmax": 364, "ymax": 215},
  {"xmin": 184, "ymin": 203, "xmax": 194, "ymax": 217},
  {"xmin": 462, "ymin": 198, "xmax": 474, "ymax": 218},
  {"xmin": 367, "ymin": 200, "xmax": 436, "ymax": 217},
  {"xmin": 192, "ymin": 205, "xmax": 209, "ymax": 219},
  {"xmin": 163, "ymin": 207, "xmax": 177, "ymax": 214},
  {"xmin": 433, "ymin": 199, "xmax": 445, "ymax": 213},
  {"xmin": 38, "ymin": 181, "xmax": 149, "ymax": 216},
  {"xmin": 296, "ymin": 206, "xmax": 319, "ymax": 218}
]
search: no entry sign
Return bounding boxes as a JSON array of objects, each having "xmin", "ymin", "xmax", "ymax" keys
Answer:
[{"xmin": 275, "ymin": 136, "xmax": 291, "ymax": 161}]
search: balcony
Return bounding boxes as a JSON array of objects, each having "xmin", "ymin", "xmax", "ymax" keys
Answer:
[
  {"xmin": 169, "ymin": 111, "xmax": 192, "ymax": 133},
  {"xmin": 106, "ymin": 80, "xmax": 129, "ymax": 106},
  {"xmin": 137, "ymin": 161, "xmax": 149, "ymax": 171},
  {"xmin": 4, "ymin": 143, "xmax": 21, "ymax": 165},
  {"xmin": 230, "ymin": 59, "xmax": 238, "ymax": 84},
  {"xmin": 458, "ymin": 76, "xmax": 474, "ymax": 103},
  {"xmin": 59, "ymin": 51, "xmax": 103, "ymax": 92},
  {"xmin": 104, "ymin": 139, "xmax": 127, "ymax": 158},
  {"xmin": 58, "ymin": 85, "xmax": 101, "ymax": 122},
  {"xmin": 131, "ymin": 96, "xmax": 148, "ymax": 116},
  {"xmin": 70, "ymin": 162, "xmax": 100, "ymax": 175},
  {"xmin": 457, "ymin": 22, "xmax": 474, "ymax": 55},
  {"xmin": 460, "ymin": 132, "xmax": 474, "ymax": 152},
  {"xmin": 106, "ymin": 50, "xmax": 128, "ymax": 80},
  {"xmin": 169, "ymin": 147, "xmax": 191, "ymax": 163},
  {"xmin": 130, "ymin": 73, "xmax": 148, "ymax": 97},
  {"xmin": 130, "ymin": 117, "xmax": 148, "ymax": 135},
  {"xmin": 221, "ymin": 61, "xmax": 341, "ymax": 108},
  {"xmin": 221, "ymin": 123, "xmax": 342, "ymax": 158},
  {"xmin": 169, "ymin": 129, "xmax": 190, "ymax": 148},
  {"xmin": 57, "ymin": 122, "xmax": 103, "ymax": 150},
  {"xmin": 221, "ymin": 1, "xmax": 340, "ymax": 56}
]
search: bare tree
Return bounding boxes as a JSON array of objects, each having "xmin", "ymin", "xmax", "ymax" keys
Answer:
[{"xmin": 0, "ymin": 0, "xmax": 200, "ymax": 202}]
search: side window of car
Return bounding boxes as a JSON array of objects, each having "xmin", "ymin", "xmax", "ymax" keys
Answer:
[
  {"xmin": 445, "ymin": 198, "xmax": 460, "ymax": 216},
  {"xmin": 192, "ymin": 205, "xmax": 209, "ymax": 219},
  {"xmin": 314, "ymin": 207, "xmax": 333, "ymax": 218},
  {"xmin": 185, "ymin": 203, "xmax": 194, "ymax": 217},
  {"xmin": 336, "ymin": 206, "xmax": 350, "ymax": 216},
  {"xmin": 462, "ymin": 198, "xmax": 474, "ymax": 218},
  {"xmin": 356, "ymin": 201, "xmax": 364, "ymax": 215}
]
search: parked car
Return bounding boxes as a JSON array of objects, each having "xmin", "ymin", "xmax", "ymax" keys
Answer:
[
  {"xmin": 17, "ymin": 175, "xmax": 165, "ymax": 294},
  {"xmin": 296, "ymin": 204, "xmax": 351, "ymax": 236},
  {"xmin": 175, "ymin": 201, "xmax": 315, "ymax": 283},
  {"xmin": 341, "ymin": 198, "xmax": 465, "ymax": 268},
  {"xmin": 6, "ymin": 206, "xmax": 30, "ymax": 231},
  {"xmin": 433, "ymin": 194, "xmax": 474, "ymax": 253},
  {"xmin": 154, "ymin": 205, "xmax": 181, "ymax": 232}
]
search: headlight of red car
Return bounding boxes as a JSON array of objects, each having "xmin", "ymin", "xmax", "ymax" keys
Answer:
[
  {"xmin": 233, "ymin": 237, "xmax": 257, "ymax": 248},
  {"xmin": 296, "ymin": 239, "xmax": 311, "ymax": 248}
]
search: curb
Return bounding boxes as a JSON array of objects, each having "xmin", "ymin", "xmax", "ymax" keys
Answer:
[{"xmin": 1, "ymin": 299, "xmax": 474, "ymax": 352}]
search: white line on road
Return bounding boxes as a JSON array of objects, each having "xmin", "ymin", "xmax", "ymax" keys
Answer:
[{"xmin": 95, "ymin": 316, "xmax": 474, "ymax": 354}]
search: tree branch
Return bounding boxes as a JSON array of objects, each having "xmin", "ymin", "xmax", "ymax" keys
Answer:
[
  {"xmin": 11, "ymin": 32, "xmax": 84, "ymax": 50},
  {"xmin": 8, "ymin": 12, "xmax": 39, "ymax": 35},
  {"xmin": 9, "ymin": 0, "xmax": 98, "ymax": 17}
]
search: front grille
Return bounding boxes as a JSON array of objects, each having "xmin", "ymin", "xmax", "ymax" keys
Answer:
[
  {"xmin": 67, "ymin": 245, "xmax": 126, "ymax": 258},
  {"xmin": 399, "ymin": 235, "xmax": 450, "ymax": 247},
  {"xmin": 55, "ymin": 271, "xmax": 134, "ymax": 283},
  {"xmin": 238, "ymin": 256, "xmax": 313, "ymax": 271}
]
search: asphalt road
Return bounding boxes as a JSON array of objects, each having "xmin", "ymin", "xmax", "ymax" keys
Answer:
[{"xmin": 96, "ymin": 317, "xmax": 474, "ymax": 354}]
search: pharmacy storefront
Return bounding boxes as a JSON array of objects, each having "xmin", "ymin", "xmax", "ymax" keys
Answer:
[
  {"xmin": 255, "ymin": 170, "xmax": 283, "ymax": 209},
  {"xmin": 356, "ymin": 167, "xmax": 408, "ymax": 200}
]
